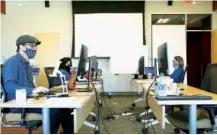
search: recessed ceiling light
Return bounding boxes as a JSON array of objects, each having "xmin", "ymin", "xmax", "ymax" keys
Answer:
[
  {"xmin": 18, "ymin": 3, "xmax": 22, "ymax": 6},
  {"xmin": 192, "ymin": 1, "xmax": 196, "ymax": 4}
]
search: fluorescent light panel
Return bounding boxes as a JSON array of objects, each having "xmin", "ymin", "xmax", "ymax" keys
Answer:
[
  {"xmin": 156, "ymin": 19, "xmax": 164, "ymax": 23},
  {"xmin": 162, "ymin": 18, "xmax": 170, "ymax": 23},
  {"xmin": 156, "ymin": 18, "xmax": 171, "ymax": 24}
]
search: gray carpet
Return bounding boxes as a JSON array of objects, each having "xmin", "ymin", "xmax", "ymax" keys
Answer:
[
  {"xmin": 78, "ymin": 95, "xmax": 217, "ymax": 134},
  {"xmin": 77, "ymin": 95, "xmax": 182, "ymax": 134}
]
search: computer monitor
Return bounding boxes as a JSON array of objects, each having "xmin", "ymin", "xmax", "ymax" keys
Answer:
[
  {"xmin": 138, "ymin": 56, "xmax": 145, "ymax": 75},
  {"xmin": 76, "ymin": 44, "xmax": 88, "ymax": 80},
  {"xmin": 89, "ymin": 56, "xmax": 97, "ymax": 71},
  {"xmin": 157, "ymin": 42, "xmax": 169, "ymax": 75},
  {"xmin": 88, "ymin": 56, "xmax": 98, "ymax": 79},
  {"xmin": 145, "ymin": 67, "xmax": 156, "ymax": 77}
]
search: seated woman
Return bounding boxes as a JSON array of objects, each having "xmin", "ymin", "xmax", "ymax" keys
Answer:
[
  {"xmin": 170, "ymin": 56, "xmax": 185, "ymax": 83},
  {"xmin": 53, "ymin": 57, "xmax": 74, "ymax": 86}
]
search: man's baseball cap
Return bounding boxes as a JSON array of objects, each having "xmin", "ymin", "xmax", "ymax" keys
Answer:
[{"xmin": 16, "ymin": 35, "xmax": 41, "ymax": 46}]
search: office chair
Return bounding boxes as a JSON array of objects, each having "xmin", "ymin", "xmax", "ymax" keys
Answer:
[
  {"xmin": 180, "ymin": 65, "xmax": 189, "ymax": 83},
  {"xmin": 169, "ymin": 65, "xmax": 189, "ymax": 112},
  {"xmin": 167, "ymin": 63, "xmax": 217, "ymax": 134},
  {"xmin": 130, "ymin": 67, "xmax": 160, "ymax": 125},
  {"xmin": 0, "ymin": 65, "xmax": 42, "ymax": 134},
  {"xmin": 132, "ymin": 67, "xmax": 156, "ymax": 107}
]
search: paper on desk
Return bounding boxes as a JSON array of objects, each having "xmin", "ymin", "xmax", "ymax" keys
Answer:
[{"xmin": 45, "ymin": 97, "xmax": 77, "ymax": 106}]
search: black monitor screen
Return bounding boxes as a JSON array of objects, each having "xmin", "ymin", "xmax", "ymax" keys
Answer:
[
  {"xmin": 76, "ymin": 44, "xmax": 88, "ymax": 78},
  {"xmin": 157, "ymin": 42, "xmax": 169, "ymax": 75},
  {"xmin": 138, "ymin": 56, "xmax": 144, "ymax": 75},
  {"xmin": 89, "ymin": 56, "xmax": 97, "ymax": 71}
]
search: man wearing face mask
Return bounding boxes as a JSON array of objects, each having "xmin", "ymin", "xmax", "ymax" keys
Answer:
[
  {"xmin": 3, "ymin": 35, "xmax": 49, "ymax": 102},
  {"xmin": 2, "ymin": 35, "xmax": 74, "ymax": 133},
  {"xmin": 170, "ymin": 56, "xmax": 184, "ymax": 83}
]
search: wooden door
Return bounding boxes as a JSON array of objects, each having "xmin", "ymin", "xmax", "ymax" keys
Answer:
[
  {"xmin": 187, "ymin": 32, "xmax": 211, "ymax": 88},
  {"xmin": 211, "ymin": 29, "xmax": 217, "ymax": 63}
]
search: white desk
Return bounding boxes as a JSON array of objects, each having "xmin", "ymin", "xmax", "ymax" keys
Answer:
[
  {"xmin": 0, "ymin": 84, "xmax": 100, "ymax": 134},
  {"xmin": 133, "ymin": 79, "xmax": 154, "ymax": 94},
  {"xmin": 143, "ymin": 84, "xmax": 217, "ymax": 134}
]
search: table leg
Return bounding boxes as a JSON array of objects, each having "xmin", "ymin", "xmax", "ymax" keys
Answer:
[
  {"xmin": 189, "ymin": 104, "xmax": 197, "ymax": 134},
  {"xmin": 139, "ymin": 83, "xmax": 141, "ymax": 94},
  {"xmin": 42, "ymin": 108, "xmax": 50, "ymax": 134}
]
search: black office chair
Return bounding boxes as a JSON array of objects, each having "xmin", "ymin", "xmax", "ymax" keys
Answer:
[
  {"xmin": 1, "ymin": 64, "xmax": 42, "ymax": 134},
  {"xmin": 171, "ymin": 65, "xmax": 189, "ymax": 112},
  {"xmin": 167, "ymin": 63, "xmax": 217, "ymax": 134},
  {"xmin": 44, "ymin": 67, "xmax": 59, "ymax": 88},
  {"xmin": 180, "ymin": 65, "xmax": 189, "ymax": 83}
]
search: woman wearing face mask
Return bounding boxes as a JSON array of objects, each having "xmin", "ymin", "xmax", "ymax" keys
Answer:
[
  {"xmin": 53, "ymin": 57, "xmax": 72, "ymax": 86},
  {"xmin": 170, "ymin": 56, "xmax": 184, "ymax": 83}
]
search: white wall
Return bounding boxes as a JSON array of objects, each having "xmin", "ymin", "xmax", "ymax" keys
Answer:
[
  {"xmin": 145, "ymin": 1, "xmax": 213, "ymax": 61},
  {"xmin": 0, "ymin": 1, "xmax": 215, "ymax": 92},
  {"xmin": 74, "ymin": 13, "xmax": 146, "ymax": 74},
  {"xmin": 0, "ymin": 1, "xmax": 72, "ymax": 63},
  {"xmin": 1, "ymin": 1, "xmax": 214, "ymax": 63}
]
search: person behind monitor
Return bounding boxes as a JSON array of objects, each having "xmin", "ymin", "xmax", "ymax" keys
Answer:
[
  {"xmin": 170, "ymin": 56, "xmax": 184, "ymax": 83},
  {"xmin": 53, "ymin": 57, "xmax": 72, "ymax": 86}
]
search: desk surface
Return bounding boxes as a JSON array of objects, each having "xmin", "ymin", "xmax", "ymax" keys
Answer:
[
  {"xmin": 143, "ymin": 84, "xmax": 217, "ymax": 105},
  {"xmin": 0, "ymin": 84, "xmax": 100, "ymax": 108},
  {"xmin": 134, "ymin": 79, "xmax": 154, "ymax": 84}
]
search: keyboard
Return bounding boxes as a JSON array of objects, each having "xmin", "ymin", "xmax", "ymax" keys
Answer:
[
  {"xmin": 92, "ymin": 78, "xmax": 101, "ymax": 81},
  {"xmin": 77, "ymin": 88, "xmax": 93, "ymax": 92},
  {"xmin": 76, "ymin": 82, "xmax": 87, "ymax": 85},
  {"xmin": 28, "ymin": 92, "xmax": 69, "ymax": 99},
  {"xmin": 156, "ymin": 95, "xmax": 212, "ymax": 101},
  {"xmin": 38, "ymin": 91, "xmax": 56, "ymax": 96}
]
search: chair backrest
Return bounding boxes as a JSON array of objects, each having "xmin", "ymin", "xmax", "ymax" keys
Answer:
[
  {"xmin": 180, "ymin": 65, "xmax": 189, "ymax": 83},
  {"xmin": 0, "ymin": 64, "xmax": 6, "ymax": 102},
  {"xmin": 0, "ymin": 83, "xmax": 6, "ymax": 103},
  {"xmin": 200, "ymin": 63, "xmax": 217, "ymax": 94},
  {"xmin": 145, "ymin": 67, "xmax": 156, "ymax": 77},
  {"xmin": 1, "ymin": 64, "xmax": 9, "ymax": 113},
  {"xmin": 44, "ymin": 67, "xmax": 56, "ymax": 88}
]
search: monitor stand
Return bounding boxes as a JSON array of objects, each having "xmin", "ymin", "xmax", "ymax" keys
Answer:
[
  {"xmin": 77, "ymin": 76, "xmax": 87, "ymax": 82},
  {"xmin": 77, "ymin": 61, "xmax": 94, "ymax": 92}
]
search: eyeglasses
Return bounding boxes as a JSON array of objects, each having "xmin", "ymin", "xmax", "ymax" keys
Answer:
[{"xmin": 25, "ymin": 43, "xmax": 37, "ymax": 49}]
